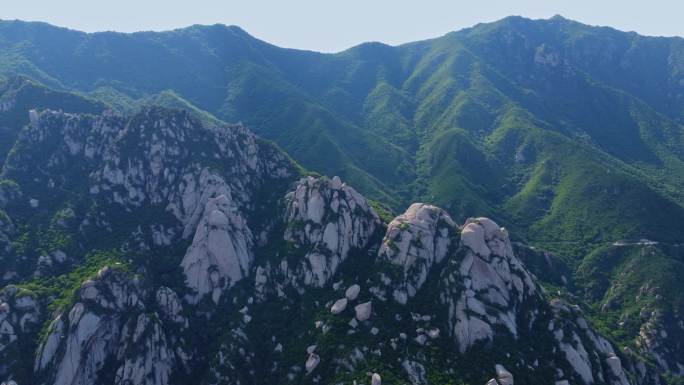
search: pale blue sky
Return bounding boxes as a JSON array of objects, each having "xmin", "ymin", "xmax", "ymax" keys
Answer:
[{"xmin": 1, "ymin": 0, "xmax": 682, "ymax": 52}]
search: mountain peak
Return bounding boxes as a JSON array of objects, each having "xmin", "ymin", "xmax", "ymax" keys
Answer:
[{"xmin": 550, "ymin": 14, "xmax": 569, "ymax": 21}]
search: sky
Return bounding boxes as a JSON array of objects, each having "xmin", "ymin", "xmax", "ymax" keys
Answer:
[{"xmin": 1, "ymin": 0, "xmax": 683, "ymax": 53}]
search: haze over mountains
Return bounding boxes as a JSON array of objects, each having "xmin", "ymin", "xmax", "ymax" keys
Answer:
[{"xmin": 0, "ymin": 15, "xmax": 683, "ymax": 385}]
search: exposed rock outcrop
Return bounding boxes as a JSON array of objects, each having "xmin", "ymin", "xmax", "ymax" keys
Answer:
[
  {"xmin": 34, "ymin": 268, "xmax": 188, "ymax": 385},
  {"xmin": 279, "ymin": 176, "xmax": 380, "ymax": 288},
  {"xmin": 181, "ymin": 194, "xmax": 253, "ymax": 304},
  {"xmin": 377, "ymin": 203, "xmax": 457, "ymax": 304},
  {"xmin": 636, "ymin": 309, "xmax": 684, "ymax": 377},
  {"xmin": 0, "ymin": 107, "xmax": 673, "ymax": 385},
  {"xmin": 156, "ymin": 286, "xmax": 187, "ymax": 325},
  {"xmin": 0, "ymin": 286, "xmax": 39, "ymax": 380},
  {"xmin": 440, "ymin": 217, "xmax": 537, "ymax": 352}
]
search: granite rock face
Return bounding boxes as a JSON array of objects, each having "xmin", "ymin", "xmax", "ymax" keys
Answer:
[
  {"xmin": 0, "ymin": 108, "xmax": 671, "ymax": 385},
  {"xmin": 441, "ymin": 217, "xmax": 538, "ymax": 352},
  {"xmin": 0, "ymin": 108, "xmax": 294, "ymax": 286},
  {"xmin": 34, "ymin": 268, "xmax": 189, "ymax": 385},
  {"xmin": 181, "ymin": 194, "xmax": 253, "ymax": 304},
  {"xmin": 636, "ymin": 309, "xmax": 684, "ymax": 377},
  {"xmin": 278, "ymin": 176, "xmax": 381, "ymax": 289},
  {"xmin": 377, "ymin": 203, "xmax": 457, "ymax": 304},
  {"xmin": 0, "ymin": 286, "xmax": 40, "ymax": 380}
]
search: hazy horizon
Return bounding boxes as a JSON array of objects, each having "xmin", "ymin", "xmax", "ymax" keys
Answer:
[{"xmin": 2, "ymin": 0, "xmax": 683, "ymax": 53}]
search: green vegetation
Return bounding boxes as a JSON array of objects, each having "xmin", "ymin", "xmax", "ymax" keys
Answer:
[
  {"xmin": 0, "ymin": 15, "xmax": 684, "ymax": 383},
  {"xmin": 15, "ymin": 249, "xmax": 126, "ymax": 314},
  {"xmin": 2, "ymin": 16, "xmax": 683, "ymax": 254},
  {"xmin": 368, "ymin": 200, "xmax": 395, "ymax": 224},
  {"xmin": 0, "ymin": 75, "xmax": 106, "ymax": 166},
  {"xmin": 577, "ymin": 244, "xmax": 684, "ymax": 349}
]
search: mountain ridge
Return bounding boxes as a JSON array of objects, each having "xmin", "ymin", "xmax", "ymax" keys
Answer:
[
  {"xmin": 0, "ymin": 107, "xmax": 670, "ymax": 384},
  {"xmin": 1, "ymin": 15, "xmax": 684, "ymax": 384}
]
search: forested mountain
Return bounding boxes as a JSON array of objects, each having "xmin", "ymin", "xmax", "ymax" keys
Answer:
[{"xmin": 0, "ymin": 15, "xmax": 683, "ymax": 385}]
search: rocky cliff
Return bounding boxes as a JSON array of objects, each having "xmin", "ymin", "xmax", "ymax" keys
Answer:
[
  {"xmin": 0, "ymin": 108, "xmax": 673, "ymax": 385},
  {"xmin": 34, "ymin": 267, "xmax": 190, "ymax": 385}
]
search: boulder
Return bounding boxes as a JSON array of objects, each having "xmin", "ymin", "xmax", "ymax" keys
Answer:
[
  {"xmin": 460, "ymin": 222, "xmax": 490, "ymax": 258},
  {"xmin": 331, "ymin": 298, "xmax": 348, "ymax": 314},
  {"xmin": 345, "ymin": 284, "xmax": 361, "ymax": 301},
  {"xmin": 305, "ymin": 353, "xmax": 320, "ymax": 373},
  {"xmin": 495, "ymin": 364, "xmax": 513, "ymax": 385},
  {"xmin": 355, "ymin": 301, "xmax": 372, "ymax": 321}
]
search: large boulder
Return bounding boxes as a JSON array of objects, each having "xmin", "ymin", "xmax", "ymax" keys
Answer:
[{"xmin": 355, "ymin": 301, "xmax": 372, "ymax": 321}]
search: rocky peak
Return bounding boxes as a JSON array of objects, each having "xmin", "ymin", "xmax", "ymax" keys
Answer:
[
  {"xmin": 441, "ymin": 217, "xmax": 539, "ymax": 352},
  {"xmin": 279, "ymin": 176, "xmax": 381, "ymax": 288},
  {"xmin": 181, "ymin": 174, "xmax": 382, "ymax": 304},
  {"xmin": 181, "ymin": 193, "xmax": 253, "ymax": 304},
  {"xmin": 377, "ymin": 203, "xmax": 457, "ymax": 304},
  {"xmin": 6, "ymin": 107, "xmax": 294, "ymax": 216},
  {"xmin": 0, "ymin": 107, "xmax": 297, "ymax": 284}
]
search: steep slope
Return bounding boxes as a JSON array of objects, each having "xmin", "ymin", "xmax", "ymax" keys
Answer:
[
  {"xmin": 0, "ymin": 106, "xmax": 298, "ymax": 281},
  {"xmin": 33, "ymin": 267, "xmax": 190, "ymax": 385},
  {"xmin": 577, "ymin": 243, "xmax": 684, "ymax": 376}
]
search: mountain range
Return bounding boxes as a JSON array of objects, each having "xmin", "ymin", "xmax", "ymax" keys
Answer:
[{"xmin": 0, "ymin": 15, "xmax": 683, "ymax": 385}]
